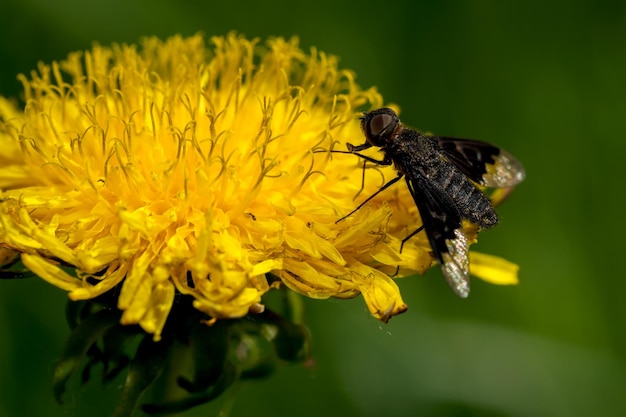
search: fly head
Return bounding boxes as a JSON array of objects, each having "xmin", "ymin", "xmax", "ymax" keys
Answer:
[{"xmin": 360, "ymin": 108, "xmax": 401, "ymax": 147}]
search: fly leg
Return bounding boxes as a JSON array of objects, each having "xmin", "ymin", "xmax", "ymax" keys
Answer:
[
  {"xmin": 336, "ymin": 173, "xmax": 403, "ymax": 223},
  {"xmin": 400, "ymin": 225, "xmax": 425, "ymax": 252}
]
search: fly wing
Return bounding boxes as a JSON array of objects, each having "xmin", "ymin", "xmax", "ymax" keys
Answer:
[
  {"xmin": 404, "ymin": 175, "xmax": 470, "ymax": 297},
  {"xmin": 433, "ymin": 137, "xmax": 525, "ymax": 188},
  {"xmin": 440, "ymin": 229, "xmax": 470, "ymax": 297}
]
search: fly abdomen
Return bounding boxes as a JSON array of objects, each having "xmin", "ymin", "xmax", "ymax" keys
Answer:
[
  {"xmin": 435, "ymin": 167, "xmax": 498, "ymax": 228},
  {"xmin": 462, "ymin": 188, "xmax": 498, "ymax": 228}
]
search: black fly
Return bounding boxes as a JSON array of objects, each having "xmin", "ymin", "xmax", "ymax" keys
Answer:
[{"xmin": 338, "ymin": 108, "xmax": 525, "ymax": 297}]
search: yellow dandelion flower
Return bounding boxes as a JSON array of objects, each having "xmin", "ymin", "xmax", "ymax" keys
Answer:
[
  {"xmin": 0, "ymin": 34, "xmax": 403, "ymax": 340},
  {"xmin": 0, "ymin": 33, "xmax": 519, "ymax": 343}
]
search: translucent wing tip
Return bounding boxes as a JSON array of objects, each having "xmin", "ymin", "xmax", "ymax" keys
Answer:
[
  {"xmin": 483, "ymin": 150, "xmax": 526, "ymax": 188},
  {"xmin": 441, "ymin": 230, "xmax": 471, "ymax": 297}
]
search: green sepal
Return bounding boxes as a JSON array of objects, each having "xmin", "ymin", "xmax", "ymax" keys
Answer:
[
  {"xmin": 247, "ymin": 308, "xmax": 311, "ymax": 363},
  {"xmin": 82, "ymin": 323, "xmax": 137, "ymax": 384},
  {"xmin": 0, "ymin": 256, "xmax": 37, "ymax": 279},
  {"xmin": 111, "ymin": 335, "xmax": 172, "ymax": 417},
  {"xmin": 142, "ymin": 361, "xmax": 237, "ymax": 415},
  {"xmin": 177, "ymin": 320, "xmax": 229, "ymax": 393},
  {"xmin": 273, "ymin": 320, "xmax": 310, "ymax": 362},
  {"xmin": 234, "ymin": 332, "xmax": 278, "ymax": 379},
  {"xmin": 52, "ymin": 308, "xmax": 120, "ymax": 403}
]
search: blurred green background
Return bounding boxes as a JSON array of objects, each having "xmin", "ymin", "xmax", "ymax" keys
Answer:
[{"xmin": 2, "ymin": 0, "xmax": 625, "ymax": 416}]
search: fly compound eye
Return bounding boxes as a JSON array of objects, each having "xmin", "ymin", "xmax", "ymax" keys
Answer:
[
  {"xmin": 369, "ymin": 113, "xmax": 395, "ymax": 137},
  {"xmin": 363, "ymin": 108, "xmax": 399, "ymax": 146}
]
